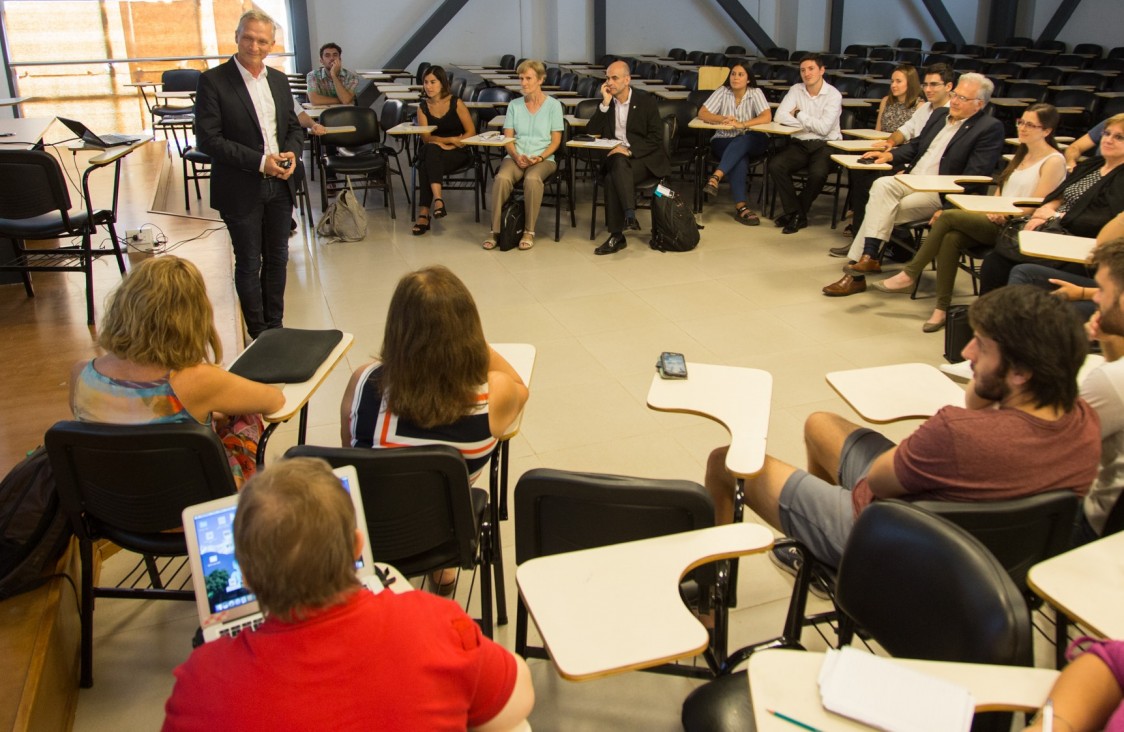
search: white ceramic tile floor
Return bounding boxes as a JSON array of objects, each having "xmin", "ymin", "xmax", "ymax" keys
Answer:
[{"xmin": 72, "ymin": 156, "xmax": 1019, "ymax": 731}]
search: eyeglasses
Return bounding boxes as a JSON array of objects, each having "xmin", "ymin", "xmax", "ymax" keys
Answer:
[
  {"xmin": 1015, "ymin": 119, "xmax": 1043, "ymax": 129},
  {"xmin": 922, "ymin": 82, "xmax": 946, "ymax": 88},
  {"xmin": 949, "ymin": 92, "xmax": 980, "ymax": 103},
  {"xmin": 1104, "ymin": 131, "xmax": 1124, "ymax": 143}
]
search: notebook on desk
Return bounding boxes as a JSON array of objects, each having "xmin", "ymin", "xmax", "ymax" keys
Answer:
[
  {"xmin": 57, "ymin": 117, "xmax": 146, "ymax": 148},
  {"xmin": 182, "ymin": 465, "xmax": 393, "ymax": 643}
]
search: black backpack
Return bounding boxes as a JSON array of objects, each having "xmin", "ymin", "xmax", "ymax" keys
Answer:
[
  {"xmin": 497, "ymin": 196, "xmax": 525, "ymax": 252},
  {"xmin": 0, "ymin": 447, "xmax": 73, "ymax": 600},
  {"xmin": 649, "ymin": 185, "xmax": 700, "ymax": 252}
]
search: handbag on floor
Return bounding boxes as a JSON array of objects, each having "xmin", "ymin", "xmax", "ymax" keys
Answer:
[
  {"xmin": 497, "ymin": 196, "xmax": 525, "ymax": 252},
  {"xmin": 944, "ymin": 305, "xmax": 972, "ymax": 363},
  {"xmin": 317, "ymin": 177, "xmax": 368, "ymax": 243}
]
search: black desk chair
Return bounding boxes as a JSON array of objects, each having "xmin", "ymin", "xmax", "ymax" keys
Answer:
[
  {"xmin": 0, "ymin": 149, "xmax": 128, "ymax": 325},
  {"xmin": 45, "ymin": 420, "xmax": 238, "ymax": 687},
  {"xmin": 682, "ymin": 500, "xmax": 1032, "ymax": 732},
  {"xmin": 143, "ymin": 69, "xmax": 201, "ymax": 155},
  {"xmin": 316, "ymin": 106, "xmax": 395, "ymax": 218},
  {"xmin": 284, "ymin": 444, "xmax": 500, "ymax": 638},
  {"xmin": 514, "ymin": 468, "xmax": 738, "ymax": 677}
]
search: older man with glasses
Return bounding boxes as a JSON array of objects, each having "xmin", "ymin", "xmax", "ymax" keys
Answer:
[{"xmin": 822, "ymin": 72, "xmax": 1005, "ymax": 297}]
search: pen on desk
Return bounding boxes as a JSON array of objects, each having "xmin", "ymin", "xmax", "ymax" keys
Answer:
[
  {"xmin": 1043, "ymin": 699, "xmax": 1054, "ymax": 732},
  {"xmin": 767, "ymin": 709, "xmax": 823, "ymax": 732}
]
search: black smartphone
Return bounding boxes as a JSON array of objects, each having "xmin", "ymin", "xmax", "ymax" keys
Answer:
[{"xmin": 656, "ymin": 352, "xmax": 688, "ymax": 379}]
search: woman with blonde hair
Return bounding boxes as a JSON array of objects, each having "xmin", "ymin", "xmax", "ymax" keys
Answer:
[
  {"xmin": 70, "ymin": 256, "xmax": 284, "ymax": 486},
  {"xmin": 341, "ymin": 265, "xmax": 528, "ymax": 593}
]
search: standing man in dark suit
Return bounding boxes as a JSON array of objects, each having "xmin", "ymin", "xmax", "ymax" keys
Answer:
[
  {"xmin": 586, "ymin": 60, "xmax": 670, "ymax": 255},
  {"xmin": 195, "ymin": 9, "xmax": 303, "ymax": 339},
  {"xmin": 822, "ymin": 73, "xmax": 1004, "ymax": 297}
]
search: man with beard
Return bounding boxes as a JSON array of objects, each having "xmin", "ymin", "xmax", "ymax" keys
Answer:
[
  {"xmin": 704, "ymin": 285, "xmax": 1100, "ymax": 570},
  {"xmin": 1074, "ymin": 239, "xmax": 1124, "ymax": 543}
]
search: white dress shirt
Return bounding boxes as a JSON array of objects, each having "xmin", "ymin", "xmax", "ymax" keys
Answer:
[
  {"xmin": 600, "ymin": 88, "xmax": 632, "ymax": 148},
  {"xmin": 910, "ymin": 116, "xmax": 966, "ymax": 175},
  {"xmin": 774, "ymin": 82, "xmax": 843, "ymax": 141},
  {"xmin": 894, "ymin": 100, "xmax": 950, "ymax": 144},
  {"xmin": 234, "ymin": 57, "xmax": 279, "ymax": 173}
]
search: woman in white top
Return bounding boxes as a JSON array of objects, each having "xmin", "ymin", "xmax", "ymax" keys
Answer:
[
  {"xmin": 698, "ymin": 63, "xmax": 771, "ymax": 225},
  {"xmin": 483, "ymin": 59, "xmax": 563, "ymax": 251},
  {"xmin": 873, "ymin": 104, "xmax": 1068, "ymax": 331}
]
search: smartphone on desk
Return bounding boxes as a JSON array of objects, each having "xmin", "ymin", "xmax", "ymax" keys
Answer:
[{"xmin": 656, "ymin": 352, "xmax": 688, "ymax": 379}]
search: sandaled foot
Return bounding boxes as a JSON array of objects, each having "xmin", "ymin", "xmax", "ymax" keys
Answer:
[
  {"xmin": 432, "ymin": 198, "xmax": 447, "ymax": 218},
  {"xmin": 411, "ymin": 214, "xmax": 430, "ymax": 236},
  {"xmin": 518, "ymin": 231, "xmax": 535, "ymax": 250},
  {"xmin": 482, "ymin": 234, "xmax": 498, "ymax": 250},
  {"xmin": 704, "ymin": 174, "xmax": 721, "ymax": 197},
  {"xmin": 734, "ymin": 204, "xmax": 760, "ymax": 226}
]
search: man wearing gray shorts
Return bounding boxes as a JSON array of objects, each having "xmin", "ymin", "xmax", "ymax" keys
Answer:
[{"xmin": 705, "ymin": 286, "xmax": 1102, "ymax": 569}]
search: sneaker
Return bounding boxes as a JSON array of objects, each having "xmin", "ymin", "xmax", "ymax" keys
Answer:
[{"xmin": 769, "ymin": 546, "xmax": 832, "ymax": 600}]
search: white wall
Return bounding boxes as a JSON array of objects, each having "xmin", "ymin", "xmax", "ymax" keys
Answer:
[{"xmin": 302, "ymin": 0, "xmax": 1123, "ymax": 74}]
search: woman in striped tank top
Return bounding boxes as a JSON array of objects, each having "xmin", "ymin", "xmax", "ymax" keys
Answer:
[{"xmin": 340, "ymin": 266, "xmax": 529, "ymax": 594}]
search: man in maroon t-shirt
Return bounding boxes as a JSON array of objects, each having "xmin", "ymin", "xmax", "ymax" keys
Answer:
[
  {"xmin": 705, "ymin": 286, "xmax": 1100, "ymax": 568},
  {"xmin": 163, "ymin": 458, "xmax": 535, "ymax": 731}
]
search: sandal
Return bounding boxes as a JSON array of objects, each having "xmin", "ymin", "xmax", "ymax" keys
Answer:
[
  {"xmin": 411, "ymin": 214, "xmax": 430, "ymax": 236},
  {"xmin": 704, "ymin": 174, "xmax": 721, "ymax": 197},
  {"xmin": 432, "ymin": 198, "xmax": 447, "ymax": 218},
  {"xmin": 518, "ymin": 231, "xmax": 535, "ymax": 250},
  {"xmin": 482, "ymin": 234, "xmax": 498, "ymax": 250},
  {"xmin": 734, "ymin": 204, "xmax": 760, "ymax": 226}
]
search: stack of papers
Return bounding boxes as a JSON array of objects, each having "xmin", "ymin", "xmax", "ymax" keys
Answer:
[{"xmin": 817, "ymin": 648, "xmax": 974, "ymax": 732}]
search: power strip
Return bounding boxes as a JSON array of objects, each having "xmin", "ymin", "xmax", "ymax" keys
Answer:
[{"xmin": 126, "ymin": 229, "xmax": 155, "ymax": 251}]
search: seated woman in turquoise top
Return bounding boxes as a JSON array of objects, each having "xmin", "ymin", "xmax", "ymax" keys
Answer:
[
  {"xmin": 483, "ymin": 59, "xmax": 564, "ymax": 251},
  {"xmin": 69, "ymin": 256, "xmax": 284, "ymax": 487}
]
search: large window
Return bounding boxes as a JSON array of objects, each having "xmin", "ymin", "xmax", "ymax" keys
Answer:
[{"xmin": 2, "ymin": 0, "xmax": 293, "ymax": 133}]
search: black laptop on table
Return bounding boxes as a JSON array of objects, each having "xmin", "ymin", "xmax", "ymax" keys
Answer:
[{"xmin": 57, "ymin": 117, "xmax": 146, "ymax": 148}]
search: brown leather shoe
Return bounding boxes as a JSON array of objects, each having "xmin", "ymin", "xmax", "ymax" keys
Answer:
[
  {"xmin": 823, "ymin": 274, "xmax": 867, "ymax": 297},
  {"xmin": 844, "ymin": 255, "xmax": 882, "ymax": 275}
]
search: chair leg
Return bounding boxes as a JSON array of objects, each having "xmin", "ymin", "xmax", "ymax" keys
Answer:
[
  {"xmin": 479, "ymin": 525, "xmax": 495, "ymax": 639},
  {"xmin": 1056, "ymin": 613, "xmax": 1069, "ymax": 669},
  {"xmin": 82, "ymin": 234, "xmax": 95, "ymax": 325},
  {"xmin": 182, "ymin": 156, "xmax": 190, "ymax": 212},
  {"xmin": 79, "ymin": 538, "xmax": 95, "ymax": 688},
  {"xmin": 143, "ymin": 555, "xmax": 165, "ymax": 589},
  {"xmin": 104, "ymin": 222, "xmax": 126, "ymax": 274},
  {"xmin": 515, "ymin": 597, "xmax": 529, "ymax": 657}
]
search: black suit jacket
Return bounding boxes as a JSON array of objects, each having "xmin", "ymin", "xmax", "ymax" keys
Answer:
[
  {"xmin": 586, "ymin": 88, "xmax": 671, "ymax": 178},
  {"xmin": 891, "ymin": 107, "xmax": 1005, "ymax": 198},
  {"xmin": 195, "ymin": 58, "xmax": 304, "ymax": 216}
]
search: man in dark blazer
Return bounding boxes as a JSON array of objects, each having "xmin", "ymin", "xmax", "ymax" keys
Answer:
[
  {"xmin": 195, "ymin": 9, "xmax": 303, "ymax": 338},
  {"xmin": 823, "ymin": 72, "xmax": 1005, "ymax": 296},
  {"xmin": 586, "ymin": 60, "xmax": 671, "ymax": 255}
]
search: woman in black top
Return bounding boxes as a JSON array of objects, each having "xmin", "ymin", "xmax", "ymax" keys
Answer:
[{"xmin": 413, "ymin": 66, "xmax": 476, "ymax": 235}]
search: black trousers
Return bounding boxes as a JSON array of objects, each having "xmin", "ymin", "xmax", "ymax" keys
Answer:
[
  {"xmin": 768, "ymin": 139, "xmax": 832, "ymax": 217},
  {"xmin": 602, "ymin": 153, "xmax": 649, "ymax": 233},
  {"xmin": 222, "ymin": 178, "xmax": 292, "ymax": 339},
  {"xmin": 416, "ymin": 143, "xmax": 472, "ymax": 207}
]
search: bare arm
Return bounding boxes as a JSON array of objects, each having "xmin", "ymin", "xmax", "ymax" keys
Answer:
[
  {"xmin": 469, "ymin": 654, "xmax": 535, "ymax": 732},
  {"xmin": 1064, "ymin": 133, "xmax": 1096, "ymax": 172},
  {"xmin": 1023, "ymin": 652, "xmax": 1123, "ymax": 732},
  {"xmin": 486, "ymin": 348, "xmax": 529, "ymax": 438},
  {"xmin": 170, "ymin": 364, "xmax": 285, "ymax": 423},
  {"xmin": 864, "ymin": 448, "xmax": 907, "ymax": 499},
  {"xmin": 1098, "ymin": 212, "xmax": 1124, "ymax": 245}
]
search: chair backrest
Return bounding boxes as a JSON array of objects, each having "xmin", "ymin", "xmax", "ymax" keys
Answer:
[
  {"xmin": 843, "ymin": 44, "xmax": 869, "ymax": 57},
  {"xmin": 575, "ymin": 76, "xmax": 599, "ymax": 99},
  {"xmin": 500, "ymin": 54, "xmax": 516, "ymax": 70},
  {"xmin": 1023, "ymin": 66, "xmax": 1065, "ymax": 84},
  {"xmin": 990, "ymin": 61, "xmax": 1024, "ymax": 79},
  {"xmin": 476, "ymin": 86, "xmax": 514, "ymax": 105},
  {"xmin": 895, "ymin": 50, "xmax": 922, "ymax": 65},
  {"xmin": 897, "ymin": 37, "xmax": 922, "ymax": 50},
  {"xmin": 635, "ymin": 61, "xmax": 658, "ymax": 80},
  {"xmin": 668, "ymin": 48, "xmax": 687, "ymax": 61},
  {"xmin": 725, "ymin": 45, "xmax": 746, "ymax": 55},
  {"xmin": 676, "ymin": 69, "xmax": 700, "ymax": 90},
  {"xmin": 1110, "ymin": 47, "xmax": 1124, "ymax": 61},
  {"xmin": 0, "ymin": 150, "xmax": 74, "ymax": 222},
  {"xmin": 1006, "ymin": 36, "xmax": 1035, "ymax": 47},
  {"xmin": 1074, "ymin": 43, "xmax": 1103, "ymax": 58},
  {"xmin": 953, "ymin": 57, "xmax": 983, "ymax": 72},
  {"xmin": 868, "ymin": 61, "xmax": 896, "ymax": 78},
  {"xmin": 544, "ymin": 66, "xmax": 561, "ymax": 86},
  {"xmin": 514, "ymin": 468, "xmax": 716, "ymax": 586},
  {"xmin": 45, "ymin": 420, "xmax": 237, "ymax": 547},
  {"xmin": 1036, "ymin": 39, "xmax": 1066, "ymax": 52},
  {"xmin": 841, "ymin": 56, "xmax": 869, "ymax": 74},
  {"xmin": 1005, "ymin": 81, "xmax": 1049, "ymax": 103},
  {"xmin": 961, "ymin": 44, "xmax": 987, "ymax": 57},
  {"xmin": 911, "ymin": 489, "xmax": 1078, "ymax": 593},
  {"xmin": 703, "ymin": 52, "xmax": 727, "ymax": 68},
  {"xmin": 764, "ymin": 47, "xmax": 789, "ymax": 61},
  {"xmin": 574, "ymin": 98, "xmax": 601, "ymax": 119},
  {"xmin": 1055, "ymin": 53, "xmax": 1089, "ymax": 70},
  {"xmin": 415, "ymin": 61, "xmax": 431, "ymax": 86},
  {"xmin": 832, "ymin": 75, "xmax": 866, "ymax": 98},
  {"xmin": 378, "ymin": 98, "xmax": 406, "ymax": 138},
  {"xmin": 687, "ymin": 50, "xmax": 706, "ymax": 65},
  {"xmin": 1103, "ymin": 96, "xmax": 1124, "ymax": 119},
  {"xmin": 354, "ymin": 77, "xmax": 379, "ymax": 109},
  {"xmin": 870, "ymin": 47, "xmax": 895, "ymax": 62},
  {"xmin": 558, "ymin": 72, "xmax": 577, "ymax": 92},
  {"xmin": 319, "ymin": 106, "xmax": 380, "ymax": 148},
  {"xmin": 835, "ymin": 500, "xmax": 1033, "ymax": 666},
  {"xmin": 285, "ymin": 444, "xmax": 479, "ymax": 575},
  {"xmin": 1065, "ymin": 70, "xmax": 1107, "ymax": 90},
  {"xmin": 449, "ymin": 76, "xmax": 467, "ymax": 100},
  {"xmin": 161, "ymin": 68, "xmax": 201, "ymax": 92}
]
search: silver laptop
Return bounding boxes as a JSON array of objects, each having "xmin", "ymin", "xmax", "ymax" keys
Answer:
[
  {"xmin": 182, "ymin": 465, "xmax": 399, "ymax": 643},
  {"xmin": 56, "ymin": 117, "xmax": 146, "ymax": 148}
]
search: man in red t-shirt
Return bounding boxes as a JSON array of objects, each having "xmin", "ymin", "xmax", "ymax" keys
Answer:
[
  {"xmin": 705, "ymin": 285, "xmax": 1101, "ymax": 568},
  {"xmin": 163, "ymin": 458, "xmax": 534, "ymax": 732}
]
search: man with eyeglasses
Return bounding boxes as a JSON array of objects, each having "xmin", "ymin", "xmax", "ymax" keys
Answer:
[
  {"xmin": 830, "ymin": 64, "xmax": 955, "ymax": 249},
  {"xmin": 823, "ymin": 72, "xmax": 1004, "ymax": 296}
]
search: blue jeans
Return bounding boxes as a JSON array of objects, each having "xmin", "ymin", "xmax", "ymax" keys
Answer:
[
  {"xmin": 710, "ymin": 132, "xmax": 768, "ymax": 204},
  {"xmin": 1009, "ymin": 263, "xmax": 1097, "ymax": 320},
  {"xmin": 222, "ymin": 178, "xmax": 292, "ymax": 339}
]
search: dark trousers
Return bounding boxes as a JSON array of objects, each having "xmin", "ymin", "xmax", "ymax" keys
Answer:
[
  {"xmin": 847, "ymin": 168, "xmax": 889, "ymax": 232},
  {"xmin": 222, "ymin": 178, "xmax": 292, "ymax": 339},
  {"xmin": 980, "ymin": 250, "xmax": 1091, "ymax": 297},
  {"xmin": 768, "ymin": 139, "xmax": 831, "ymax": 217},
  {"xmin": 416, "ymin": 143, "xmax": 472, "ymax": 207},
  {"xmin": 602, "ymin": 153, "xmax": 649, "ymax": 233}
]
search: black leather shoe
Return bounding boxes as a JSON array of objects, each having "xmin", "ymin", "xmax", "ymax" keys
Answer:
[
  {"xmin": 828, "ymin": 243, "xmax": 852, "ymax": 258},
  {"xmin": 774, "ymin": 212, "xmax": 794, "ymax": 228},
  {"xmin": 782, "ymin": 214, "xmax": 807, "ymax": 235},
  {"xmin": 595, "ymin": 233, "xmax": 627, "ymax": 255},
  {"xmin": 624, "ymin": 216, "xmax": 641, "ymax": 231}
]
